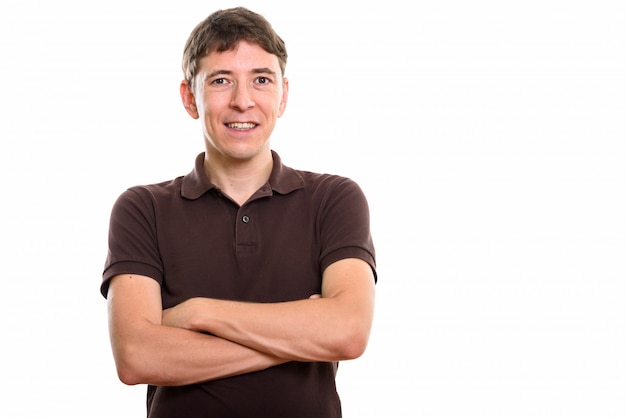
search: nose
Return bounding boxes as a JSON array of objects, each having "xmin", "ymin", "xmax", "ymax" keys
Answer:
[{"xmin": 230, "ymin": 83, "xmax": 255, "ymax": 111}]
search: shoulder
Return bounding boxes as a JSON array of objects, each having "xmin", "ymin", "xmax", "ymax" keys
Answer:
[
  {"xmin": 295, "ymin": 170, "xmax": 368, "ymax": 202},
  {"xmin": 112, "ymin": 176, "xmax": 185, "ymax": 211},
  {"xmin": 296, "ymin": 170, "xmax": 362, "ymax": 192},
  {"xmin": 271, "ymin": 151, "xmax": 364, "ymax": 198}
]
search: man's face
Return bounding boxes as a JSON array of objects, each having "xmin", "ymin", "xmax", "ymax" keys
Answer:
[{"xmin": 189, "ymin": 41, "xmax": 288, "ymax": 163}]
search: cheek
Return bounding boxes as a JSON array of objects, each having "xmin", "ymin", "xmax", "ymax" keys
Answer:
[{"xmin": 201, "ymin": 102, "xmax": 224, "ymax": 124}]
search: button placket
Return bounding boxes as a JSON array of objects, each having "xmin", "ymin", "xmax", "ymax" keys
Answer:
[{"xmin": 235, "ymin": 207, "xmax": 256, "ymax": 253}]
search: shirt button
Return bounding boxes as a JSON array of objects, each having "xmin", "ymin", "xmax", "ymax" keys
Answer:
[{"xmin": 242, "ymin": 215, "xmax": 250, "ymax": 223}]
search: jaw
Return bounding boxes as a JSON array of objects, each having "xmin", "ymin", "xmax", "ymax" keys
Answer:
[{"xmin": 204, "ymin": 130, "xmax": 271, "ymax": 164}]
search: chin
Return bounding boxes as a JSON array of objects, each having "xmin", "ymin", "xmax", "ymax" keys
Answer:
[{"xmin": 222, "ymin": 146, "xmax": 266, "ymax": 162}]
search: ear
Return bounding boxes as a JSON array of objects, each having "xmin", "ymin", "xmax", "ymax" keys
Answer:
[
  {"xmin": 180, "ymin": 80, "xmax": 199, "ymax": 119},
  {"xmin": 277, "ymin": 77, "xmax": 289, "ymax": 118}
]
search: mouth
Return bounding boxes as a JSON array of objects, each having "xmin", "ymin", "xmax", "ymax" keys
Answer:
[{"xmin": 226, "ymin": 122, "xmax": 257, "ymax": 130}]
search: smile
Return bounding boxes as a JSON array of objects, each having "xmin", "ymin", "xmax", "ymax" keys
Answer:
[{"xmin": 227, "ymin": 122, "xmax": 257, "ymax": 130}]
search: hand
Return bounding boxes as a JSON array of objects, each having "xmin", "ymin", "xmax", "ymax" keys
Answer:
[{"xmin": 162, "ymin": 298, "xmax": 200, "ymax": 330}]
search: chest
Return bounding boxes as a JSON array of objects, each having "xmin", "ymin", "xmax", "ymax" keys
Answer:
[{"xmin": 156, "ymin": 196, "xmax": 322, "ymax": 307}]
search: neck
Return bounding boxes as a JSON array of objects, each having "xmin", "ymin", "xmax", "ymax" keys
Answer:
[{"xmin": 203, "ymin": 151, "xmax": 273, "ymax": 206}]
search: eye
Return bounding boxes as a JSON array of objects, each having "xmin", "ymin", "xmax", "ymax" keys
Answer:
[
  {"xmin": 212, "ymin": 78, "xmax": 227, "ymax": 85},
  {"xmin": 256, "ymin": 76, "xmax": 271, "ymax": 85}
]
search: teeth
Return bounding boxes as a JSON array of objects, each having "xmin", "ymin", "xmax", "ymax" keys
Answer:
[{"xmin": 227, "ymin": 122, "xmax": 256, "ymax": 130}]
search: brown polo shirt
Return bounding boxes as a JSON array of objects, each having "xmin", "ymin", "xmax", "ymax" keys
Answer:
[{"xmin": 101, "ymin": 150, "xmax": 376, "ymax": 417}]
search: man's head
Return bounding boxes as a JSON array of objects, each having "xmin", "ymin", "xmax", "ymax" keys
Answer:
[{"xmin": 182, "ymin": 7, "xmax": 288, "ymax": 91}]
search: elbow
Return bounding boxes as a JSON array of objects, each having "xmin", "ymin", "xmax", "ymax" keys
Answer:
[
  {"xmin": 333, "ymin": 324, "xmax": 371, "ymax": 360},
  {"xmin": 340, "ymin": 334, "xmax": 369, "ymax": 360},
  {"xmin": 116, "ymin": 364, "xmax": 142, "ymax": 386},
  {"xmin": 112, "ymin": 344, "xmax": 148, "ymax": 386},
  {"xmin": 338, "ymin": 305, "xmax": 374, "ymax": 359}
]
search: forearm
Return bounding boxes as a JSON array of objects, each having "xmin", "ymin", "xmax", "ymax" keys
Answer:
[
  {"xmin": 196, "ymin": 297, "xmax": 369, "ymax": 362},
  {"xmin": 106, "ymin": 274, "xmax": 287, "ymax": 387},
  {"xmin": 164, "ymin": 259, "xmax": 376, "ymax": 362},
  {"xmin": 111, "ymin": 320, "xmax": 287, "ymax": 386}
]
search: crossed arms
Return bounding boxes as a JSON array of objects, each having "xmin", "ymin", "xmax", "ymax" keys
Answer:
[{"xmin": 106, "ymin": 257, "xmax": 375, "ymax": 387}]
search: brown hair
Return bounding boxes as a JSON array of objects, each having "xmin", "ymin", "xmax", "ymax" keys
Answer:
[{"xmin": 182, "ymin": 7, "xmax": 288, "ymax": 90}]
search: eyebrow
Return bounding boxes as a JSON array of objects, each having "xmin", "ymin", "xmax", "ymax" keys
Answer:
[{"xmin": 205, "ymin": 67, "xmax": 277, "ymax": 80}]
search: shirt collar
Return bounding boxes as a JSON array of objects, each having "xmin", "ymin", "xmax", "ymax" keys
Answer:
[{"xmin": 181, "ymin": 150, "xmax": 305, "ymax": 200}]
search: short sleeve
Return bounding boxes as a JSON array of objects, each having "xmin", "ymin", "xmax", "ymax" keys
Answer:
[
  {"xmin": 100, "ymin": 187, "xmax": 164, "ymax": 297},
  {"xmin": 317, "ymin": 177, "xmax": 377, "ymax": 282}
]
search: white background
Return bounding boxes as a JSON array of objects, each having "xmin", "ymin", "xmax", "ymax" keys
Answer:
[{"xmin": 1, "ymin": 0, "xmax": 625, "ymax": 417}]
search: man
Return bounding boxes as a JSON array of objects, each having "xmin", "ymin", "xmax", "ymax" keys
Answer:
[{"xmin": 101, "ymin": 7, "xmax": 377, "ymax": 417}]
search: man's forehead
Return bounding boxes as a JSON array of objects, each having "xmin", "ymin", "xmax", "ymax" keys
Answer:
[{"xmin": 199, "ymin": 41, "xmax": 280, "ymax": 73}]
